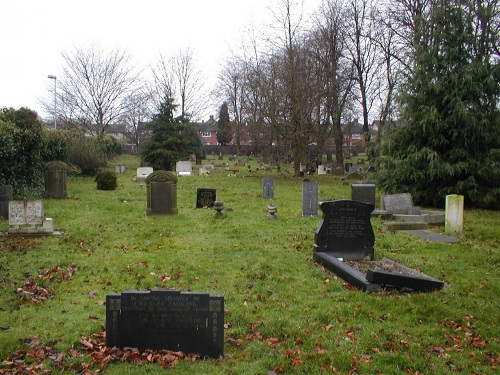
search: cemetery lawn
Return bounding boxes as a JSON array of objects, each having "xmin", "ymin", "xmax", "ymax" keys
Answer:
[{"xmin": 0, "ymin": 155, "xmax": 498, "ymax": 375}]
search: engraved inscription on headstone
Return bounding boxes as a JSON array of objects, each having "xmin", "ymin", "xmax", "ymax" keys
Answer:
[
  {"xmin": 146, "ymin": 171, "xmax": 178, "ymax": 215},
  {"xmin": 302, "ymin": 181, "xmax": 318, "ymax": 216},
  {"xmin": 196, "ymin": 188, "xmax": 216, "ymax": 208},
  {"xmin": 106, "ymin": 290, "xmax": 224, "ymax": 358},
  {"xmin": 262, "ymin": 178, "xmax": 274, "ymax": 199},
  {"xmin": 176, "ymin": 161, "xmax": 193, "ymax": 175},
  {"xmin": 314, "ymin": 200, "xmax": 375, "ymax": 260},
  {"xmin": 8, "ymin": 200, "xmax": 44, "ymax": 228},
  {"xmin": 0, "ymin": 184, "xmax": 12, "ymax": 219}
]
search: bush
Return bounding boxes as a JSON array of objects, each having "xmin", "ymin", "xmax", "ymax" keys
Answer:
[
  {"xmin": 95, "ymin": 169, "xmax": 117, "ymax": 190},
  {"xmin": 42, "ymin": 129, "xmax": 68, "ymax": 162},
  {"xmin": 66, "ymin": 131, "xmax": 106, "ymax": 176},
  {"xmin": 101, "ymin": 135, "xmax": 123, "ymax": 159}
]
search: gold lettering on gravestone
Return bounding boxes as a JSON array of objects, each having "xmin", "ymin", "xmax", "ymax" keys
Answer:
[{"xmin": 327, "ymin": 206, "xmax": 366, "ymax": 238}]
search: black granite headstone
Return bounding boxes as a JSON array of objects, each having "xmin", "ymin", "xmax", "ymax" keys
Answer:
[
  {"xmin": 314, "ymin": 200, "xmax": 375, "ymax": 260},
  {"xmin": 351, "ymin": 184, "xmax": 376, "ymax": 206},
  {"xmin": 0, "ymin": 185, "xmax": 12, "ymax": 219},
  {"xmin": 106, "ymin": 290, "xmax": 224, "ymax": 358},
  {"xmin": 196, "ymin": 188, "xmax": 216, "ymax": 208}
]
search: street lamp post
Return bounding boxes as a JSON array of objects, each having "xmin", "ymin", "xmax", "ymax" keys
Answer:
[{"xmin": 47, "ymin": 75, "xmax": 57, "ymax": 129}]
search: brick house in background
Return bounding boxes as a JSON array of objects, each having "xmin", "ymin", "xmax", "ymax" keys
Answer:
[{"xmin": 195, "ymin": 115, "xmax": 219, "ymax": 145}]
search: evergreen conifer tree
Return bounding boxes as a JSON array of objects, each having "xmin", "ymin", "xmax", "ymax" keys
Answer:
[
  {"xmin": 216, "ymin": 102, "xmax": 232, "ymax": 145},
  {"xmin": 140, "ymin": 98, "xmax": 202, "ymax": 170},
  {"xmin": 377, "ymin": 0, "xmax": 500, "ymax": 209}
]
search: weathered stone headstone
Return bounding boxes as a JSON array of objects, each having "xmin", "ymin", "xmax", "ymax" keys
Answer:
[
  {"xmin": 263, "ymin": 178, "xmax": 274, "ymax": 199},
  {"xmin": 314, "ymin": 200, "xmax": 375, "ymax": 260},
  {"xmin": 176, "ymin": 161, "xmax": 193, "ymax": 176},
  {"xmin": 7, "ymin": 200, "xmax": 54, "ymax": 234},
  {"xmin": 346, "ymin": 171, "xmax": 364, "ymax": 180},
  {"xmin": 196, "ymin": 188, "xmax": 216, "ymax": 208},
  {"xmin": 136, "ymin": 167, "xmax": 153, "ymax": 182},
  {"xmin": 302, "ymin": 181, "xmax": 318, "ymax": 216},
  {"xmin": 445, "ymin": 194, "xmax": 464, "ymax": 234},
  {"xmin": 382, "ymin": 193, "xmax": 419, "ymax": 214},
  {"xmin": 351, "ymin": 184, "xmax": 376, "ymax": 206},
  {"xmin": 106, "ymin": 289, "xmax": 224, "ymax": 358},
  {"xmin": 0, "ymin": 185, "xmax": 12, "ymax": 219},
  {"xmin": 146, "ymin": 171, "xmax": 178, "ymax": 215},
  {"xmin": 44, "ymin": 161, "xmax": 68, "ymax": 198},
  {"xmin": 115, "ymin": 165, "xmax": 126, "ymax": 174},
  {"xmin": 317, "ymin": 165, "xmax": 326, "ymax": 175}
]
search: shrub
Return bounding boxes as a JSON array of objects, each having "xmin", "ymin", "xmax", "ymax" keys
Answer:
[
  {"xmin": 66, "ymin": 131, "xmax": 106, "ymax": 176},
  {"xmin": 101, "ymin": 135, "xmax": 123, "ymax": 159},
  {"xmin": 42, "ymin": 129, "xmax": 68, "ymax": 162},
  {"xmin": 95, "ymin": 169, "xmax": 117, "ymax": 190}
]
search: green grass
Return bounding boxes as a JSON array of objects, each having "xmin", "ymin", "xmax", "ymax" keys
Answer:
[{"xmin": 0, "ymin": 154, "xmax": 498, "ymax": 374}]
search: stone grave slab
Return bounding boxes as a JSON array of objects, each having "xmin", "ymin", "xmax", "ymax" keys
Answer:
[
  {"xmin": 0, "ymin": 185, "xmax": 12, "ymax": 219},
  {"xmin": 146, "ymin": 171, "xmax": 178, "ymax": 215},
  {"xmin": 351, "ymin": 184, "xmax": 376, "ymax": 206},
  {"xmin": 262, "ymin": 178, "xmax": 274, "ymax": 199},
  {"xmin": 196, "ymin": 188, "xmax": 216, "ymax": 208},
  {"xmin": 381, "ymin": 193, "xmax": 415, "ymax": 214},
  {"xmin": 106, "ymin": 289, "xmax": 224, "ymax": 358},
  {"xmin": 366, "ymin": 258, "xmax": 445, "ymax": 291},
  {"xmin": 176, "ymin": 161, "xmax": 193, "ymax": 176},
  {"xmin": 136, "ymin": 167, "xmax": 153, "ymax": 182},
  {"xmin": 302, "ymin": 182, "xmax": 318, "ymax": 216},
  {"xmin": 314, "ymin": 200, "xmax": 374, "ymax": 260}
]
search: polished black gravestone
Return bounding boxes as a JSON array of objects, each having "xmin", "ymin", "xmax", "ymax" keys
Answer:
[
  {"xmin": 106, "ymin": 290, "xmax": 224, "ymax": 358},
  {"xmin": 196, "ymin": 188, "xmax": 216, "ymax": 208},
  {"xmin": 313, "ymin": 200, "xmax": 379, "ymax": 291},
  {"xmin": 314, "ymin": 200, "xmax": 375, "ymax": 260}
]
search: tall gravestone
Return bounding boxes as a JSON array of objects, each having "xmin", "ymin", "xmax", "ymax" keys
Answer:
[
  {"xmin": 106, "ymin": 289, "xmax": 224, "ymax": 358},
  {"xmin": 44, "ymin": 161, "xmax": 68, "ymax": 198},
  {"xmin": 302, "ymin": 181, "xmax": 318, "ymax": 216},
  {"xmin": 262, "ymin": 178, "xmax": 274, "ymax": 199},
  {"xmin": 0, "ymin": 185, "xmax": 12, "ymax": 219},
  {"xmin": 314, "ymin": 200, "xmax": 375, "ymax": 260},
  {"xmin": 146, "ymin": 171, "xmax": 178, "ymax": 215},
  {"xmin": 196, "ymin": 188, "xmax": 216, "ymax": 208},
  {"xmin": 351, "ymin": 184, "xmax": 376, "ymax": 206}
]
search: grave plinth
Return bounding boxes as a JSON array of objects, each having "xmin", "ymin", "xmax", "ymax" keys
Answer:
[
  {"xmin": 44, "ymin": 161, "xmax": 68, "ymax": 198},
  {"xmin": 146, "ymin": 171, "xmax": 178, "ymax": 215},
  {"xmin": 106, "ymin": 290, "xmax": 224, "ymax": 358}
]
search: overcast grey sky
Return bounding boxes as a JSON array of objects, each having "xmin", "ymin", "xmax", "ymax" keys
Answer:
[{"xmin": 0, "ymin": 0, "xmax": 320, "ymax": 120}]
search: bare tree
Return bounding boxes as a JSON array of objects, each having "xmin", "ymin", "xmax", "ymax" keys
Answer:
[
  {"xmin": 120, "ymin": 85, "xmax": 154, "ymax": 150},
  {"xmin": 151, "ymin": 48, "xmax": 210, "ymax": 121},
  {"xmin": 345, "ymin": 0, "xmax": 381, "ymax": 145},
  {"xmin": 310, "ymin": 0, "xmax": 356, "ymax": 165},
  {"xmin": 57, "ymin": 44, "xmax": 138, "ymax": 139}
]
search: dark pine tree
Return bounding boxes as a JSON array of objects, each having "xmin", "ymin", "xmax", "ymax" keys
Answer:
[
  {"xmin": 140, "ymin": 98, "xmax": 202, "ymax": 171},
  {"xmin": 216, "ymin": 102, "xmax": 232, "ymax": 145},
  {"xmin": 376, "ymin": 0, "xmax": 500, "ymax": 209}
]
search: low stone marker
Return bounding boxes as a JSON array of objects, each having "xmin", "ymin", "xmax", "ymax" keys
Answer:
[
  {"xmin": 445, "ymin": 194, "xmax": 464, "ymax": 234},
  {"xmin": 176, "ymin": 161, "xmax": 193, "ymax": 176},
  {"xmin": 262, "ymin": 178, "xmax": 274, "ymax": 199},
  {"xmin": 44, "ymin": 161, "xmax": 68, "ymax": 198},
  {"xmin": 381, "ymin": 193, "xmax": 419, "ymax": 214},
  {"xmin": 0, "ymin": 185, "xmax": 12, "ymax": 219},
  {"xmin": 135, "ymin": 167, "xmax": 153, "ymax": 182},
  {"xmin": 317, "ymin": 165, "xmax": 326, "ymax": 175},
  {"xmin": 106, "ymin": 289, "xmax": 224, "ymax": 358},
  {"xmin": 351, "ymin": 184, "xmax": 376, "ymax": 206},
  {"xmin": 196, "ymin": 188, "xmax": 216, "ymax": 208},
  {"xmin": 7, "ymin": 200, "xmax": 54, "ymax": 235},
  {"xmin": 115, "ymin": 165, "xmax": 126, "ymax": 174},
  {"xmin": 146, "ymin": 171, "xmax": 178, "ymax": 215},
  {"xmin": 302, "ymin": 181, "xmax": 318, "ymax": 216}
]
